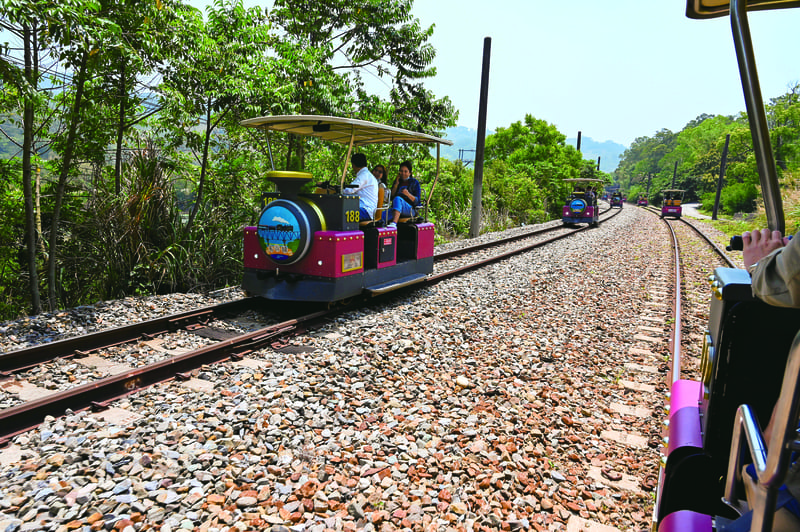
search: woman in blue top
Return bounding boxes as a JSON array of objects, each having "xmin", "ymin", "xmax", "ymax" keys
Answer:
[{"xmin": 386, "ymin": 160, "xmax": 421, "ymax": 228}]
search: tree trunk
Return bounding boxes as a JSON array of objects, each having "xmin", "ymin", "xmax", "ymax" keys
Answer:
[
  {"xmin": 22, "ymin": 24, "xmax": 41, "ymax": 314},
  {"xmin": 47, "ymin": 50, "xmax": 89, "ymax": 310},
  {"xmin": 184, "ymin": 99, "xmax": 213, "ymax": 234},
  {"xmin": 114, "ymin": 62, "xmax": 126, "ymax": 195},
  {"xmin": 35, "ymin": 165, "xmax": 45, "ymax": 255}
]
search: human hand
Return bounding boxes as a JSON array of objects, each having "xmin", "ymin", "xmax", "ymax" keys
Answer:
[{"xmin": 742, "ymin": 228, "xmax": 790, "ymax": 269}]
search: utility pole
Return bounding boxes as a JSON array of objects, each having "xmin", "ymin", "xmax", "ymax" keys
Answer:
[
  {"xmin": 576, "ymin": 131, "xmax": 582, "ymax": 153},
  {"xmin": 469, "ymin": 37, "xmax": 491, "ymax": 239},
  {"xmin": 671, "ymin": 160, "xmax": 678, "ymax": 189},
  {"xmin": 713, "ymin": 134, "xmax": 731, "ymax": 221}
]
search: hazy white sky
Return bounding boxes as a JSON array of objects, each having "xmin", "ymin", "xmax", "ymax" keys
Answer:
[
  {"xmin": 406, "ymin": 1, "xmax": 800, "ymax": 147},
  {"xmin": 192, "ymin": 1, "xmax": 800, "ymax": 148}
]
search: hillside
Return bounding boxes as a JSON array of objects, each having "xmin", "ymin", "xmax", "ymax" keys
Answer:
[
  {"xmin": 439, "ymin": 126, "xmax": 625, "ymax": 173},
  {"xmin": 566, "ymin": 136, "xmax": 627, "ymax": 173}
]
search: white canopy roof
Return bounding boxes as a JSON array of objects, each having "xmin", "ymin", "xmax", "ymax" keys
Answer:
[{"xmin": 240, "ymin": 115, "xmax": 452, "ymax": 147}]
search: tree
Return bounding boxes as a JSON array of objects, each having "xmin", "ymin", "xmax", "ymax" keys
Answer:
[
  {"xmin": 616, "ymin": 129, "xmax": 677, "ymax": 193},
  {"xmin": 156, "ymin": 0, "xmax": 273, "ymax": 235},
  {"xmin": 0, "ymin": 0, "xmax": 112, "ymax": 313},
  {"xmin": 88, "ymin": 0, "xmax": 179, "ymax": 194},
  {"xmin": 483, "ymin": 114, "xmax": 598, "ymax": 222},
  {"xmin": 269, "ymin": 0, "xmax": 456, "ymax": 135},
  {"xmin": 768, "ymin": 84, "xmax": 800, "ymax": 172}
]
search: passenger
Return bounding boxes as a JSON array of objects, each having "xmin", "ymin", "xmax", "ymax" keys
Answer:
[
  {"xmin": 739, "ymin": 228, "xmax": 800, "ymax": 529},
  {"xmin": 372, "ymin": 164, "xmax": 388, "ymax": 187},
  {"xmin": 343, "ymin": 153, "xmax": 379, "ymax": 223},
  {"xmin": 586, "ymin": 187, "xmax": 597, "ymax": 205},
  {"xmin": 386, "ymin": 160, "xmax": 421, "ymax": 229},
  {"xmin": 372, "ymin": 164, "xmax": 391, "ymax": 222},
  {"xmin": 743, "ymin": 228, "xmax": 800, "ymax": 308}
]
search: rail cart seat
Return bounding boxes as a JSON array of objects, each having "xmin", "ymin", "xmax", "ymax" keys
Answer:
[
  {"xmin": 714, "ymin": 331, "xmax": 800, "ymax": 532},
  {"xmin": 360, "ymin": 183, "xmax": 389, "ymax": 227}
]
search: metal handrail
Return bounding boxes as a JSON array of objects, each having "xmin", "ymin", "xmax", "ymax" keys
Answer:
[
  {"xmin": 723, "ymin": 331, "xmax": 800, "ymax": 531},
  {"xmin": 730, "ymin": 0, "xmax": 785, "ymax": 234}
]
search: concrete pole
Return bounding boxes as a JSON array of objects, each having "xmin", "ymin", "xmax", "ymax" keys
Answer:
[
  {"xmin": 713, "ymin": 134, "xmax": 731, "ymax": 221},
  {"xmin": 469, "ymin": 37, "xmax": 491, "ymax": 239}
]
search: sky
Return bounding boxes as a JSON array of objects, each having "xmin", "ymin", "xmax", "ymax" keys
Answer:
[
  {"xmin": 405, "ymin": 1, "xmax": 800, "ymax": 148},
  {"xmin": 191, "ymin": 1, "xmax": 800, "ymax": 148}
]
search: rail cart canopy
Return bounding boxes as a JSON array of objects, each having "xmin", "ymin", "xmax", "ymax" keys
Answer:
[
  {"xmin": 563, "ymin": 178, "xmax": 604, "ymax": 188},
  {"xmin": 687, "ymin": 0, "xmax": 800, "ymax": 19},
  {"xmin": 240, "ymin": 115, "xmax": 453, "ymax": 147}
]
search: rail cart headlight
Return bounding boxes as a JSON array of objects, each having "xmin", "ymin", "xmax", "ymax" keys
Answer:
[
  {"xmin": 711, "ymin": 280, "xmax": 722, "ymax": 300},
  {"xmin": 700, "ymin": 331, "xmax": 714, "ymax": 385},
  {"xmin": 342, "ymin": 252, "xmax": 363, "ymax": 272}
]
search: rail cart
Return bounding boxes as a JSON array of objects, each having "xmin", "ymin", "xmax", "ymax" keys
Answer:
[
  {"xmin": 661, "ymin": 189, "xmax": 684, "ymax": 219},
  {"xmin": 561, "ymin": 178, "xmax": 602, "ymax": 226}
]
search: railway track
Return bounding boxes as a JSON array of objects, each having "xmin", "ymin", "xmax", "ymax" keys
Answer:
[
  {"xmin": 0, "ymin": 206, "xmax": 723, "ymax": 531},
  {"xmin": 646, "ymin": 206, "xmax": 744, "ymax": 528},
  {"xmin": 0, "ymin": 207, "xmax": 622, "ymax": 447}
]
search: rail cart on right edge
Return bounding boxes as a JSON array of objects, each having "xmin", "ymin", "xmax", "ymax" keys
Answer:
[{"xmin": 654, "ymin": 1, "xmax": 800, "ymax": 531}]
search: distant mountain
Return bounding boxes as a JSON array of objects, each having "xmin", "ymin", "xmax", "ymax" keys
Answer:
[
  {"xmin": 566, "ymin": 137, "xmax": 626, "ymax": 173},
  {"xmin": 435, "ymin": 126, "xmax": 493, "ymax": 164},
  {"xmin": 437, "ymin": 126, "xmax": 626, "ymax": 173}
]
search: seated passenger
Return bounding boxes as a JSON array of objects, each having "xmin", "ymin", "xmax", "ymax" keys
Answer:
[
  {"xmin": 386, "ymin": 160, "xmax": 421, "ymax": 228},
  {"xmin": 343, "ymin": 153, "xmax": 379, "ymax": 222},
  {"xmin": 732, "ymin": 229, "xmax": 800, "ymax": 529},
  {"xmin": 372, "ymin": 164, "xmax": 391, "ymax": 219},
  {"xmin": 372, "ymin": 164, "xmax": 388, "ymax": 188},
  {"xmin": 586, "ymin": 187, "xmax": 597, "ymax": 205}
]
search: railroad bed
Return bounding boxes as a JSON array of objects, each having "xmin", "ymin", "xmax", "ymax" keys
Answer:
[{"xmin": 0, "ymin": 207, "xmax": 734, "ymax": 532}]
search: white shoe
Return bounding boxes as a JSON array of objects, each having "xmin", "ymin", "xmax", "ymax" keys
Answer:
[{"xmin": 387, "ymin": 222, "xmax": 396, "ymax": 228}]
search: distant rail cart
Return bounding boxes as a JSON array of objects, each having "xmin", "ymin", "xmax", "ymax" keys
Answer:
[
  {"xmin": 561, "ymin": 178, "xmax": 602, "ymax": 226},
  {"xmin": 610, "ymin": 192, "xmax": 623, "ymax": 208},
  {"xmin": 637, "ymin": 196, "xmax": 649, "ymax": 207},
  {"xmin": 661, "ymin": 189, "xmax": 684, "ymax": 219}
]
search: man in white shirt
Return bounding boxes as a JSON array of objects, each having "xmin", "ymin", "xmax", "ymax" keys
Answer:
[{"xmin": 345, "ymin": 153, "xmax": 379, "ymax": 222}]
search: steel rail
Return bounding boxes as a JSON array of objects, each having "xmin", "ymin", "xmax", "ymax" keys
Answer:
[
  {"xmin": 650, "ymin": 215, "xmax": 685, "ymax": 529},
  {"xmin": 0, "ymin": 298, "xmax": 259, "ymax": 374},
  {"xmin": 677, "ymin": 217, "xmax": 737, "ymax": 268},
  {"xmin": 429, "ymin": 207, "xmax": 622, "ymax": 281},
  {"xmin": 435, "ymin": 205, "xmax": 614, "ymax": 260},
  {"xmin": 1, "ymin": 211, "xmax": 618, "ymax": 376},
  {"xmin": 0, "ymin": 210, "xmax": 623, "ymax": 445},
  {"xmin": 642, "ymin": 205, "xmax": 736, "ymax": 268},
  {"xmin": 0, "ymin": 310, "xmax": 329, "ymax": 446},
  {"xmin": 662, "ymin": 218, "xmax": 683, "ymax": 385}
]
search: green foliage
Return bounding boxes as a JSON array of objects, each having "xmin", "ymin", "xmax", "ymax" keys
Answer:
[
  {"xmin": 769, "ymin": 85, "xmax": 800, "ymax": 172},
  {"xmin": 615, "ymin": 87, "xmax": 800, "ymax": 214},
  {"xmin": 482, "ymin": 114, "xmax": 605, "ymax": 223},
  {"xmin": 0, "ymin": 160, "xmax": 25, "ymax": 319},
  {"xmin": 424, "ymin": 159, "xmax": 475, "ymax": 237},
  {"xmin": 627, "ymin": 185, "xmax": 647, "ymax": 202},
  {"xmin": 720, "ymin": 181, "xmax": 759, "ymax": 214}
]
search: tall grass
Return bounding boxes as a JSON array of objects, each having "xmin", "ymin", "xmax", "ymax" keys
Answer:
[{"xmin": 708, "ymin": 170, "xmax": 800, "ymax": 237}]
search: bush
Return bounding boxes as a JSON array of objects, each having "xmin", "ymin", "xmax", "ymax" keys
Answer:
[{"xmin": 720, "ymin": 181, "xmax": 758, "ymax": 214}]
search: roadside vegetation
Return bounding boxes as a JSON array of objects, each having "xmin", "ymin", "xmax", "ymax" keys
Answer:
[
  {"xmin": 614, "ymin": 89, "xmax": 800, "ymax": 232},
  {"xmin": 2, "ymin": 1, "xmax": 798, "ymax": 320},
  {"xmin": 0, "ymin": 0, "xmax": 602, "ymax": 319}
]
